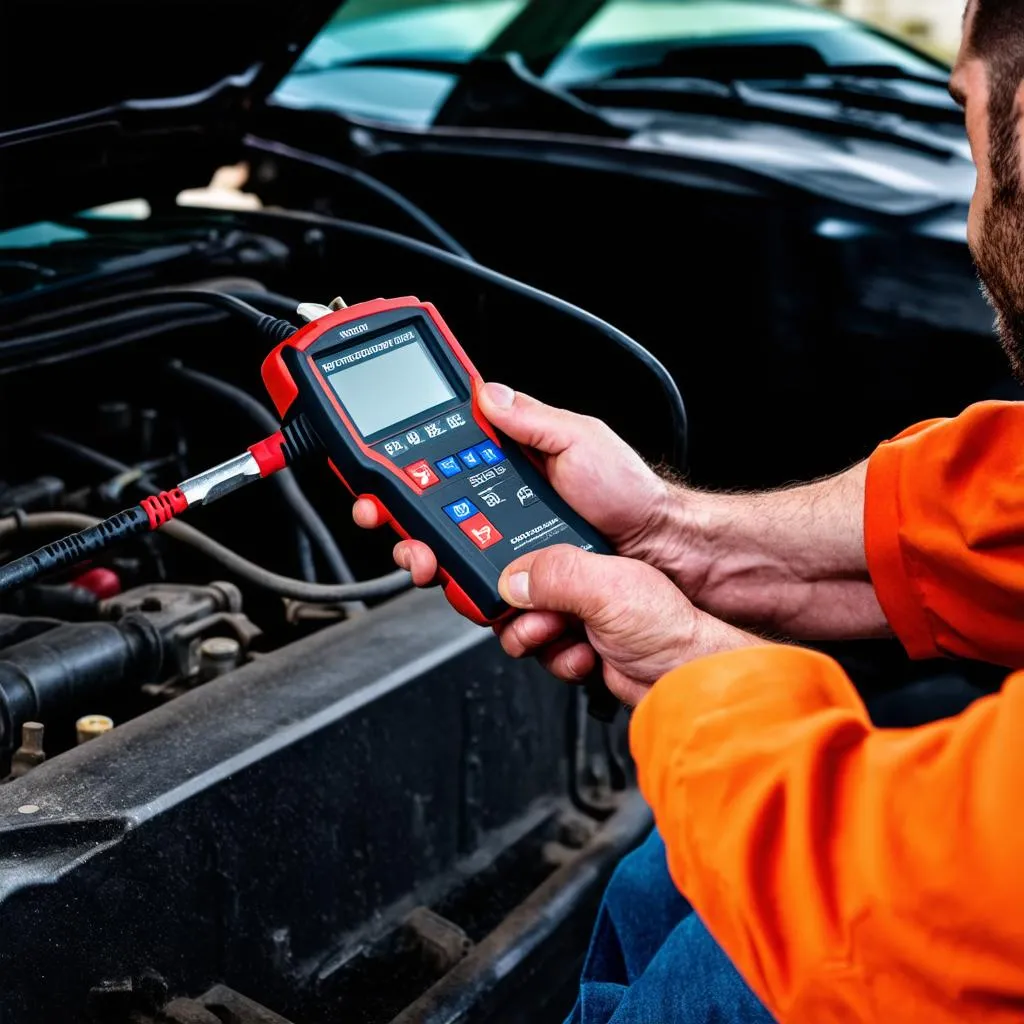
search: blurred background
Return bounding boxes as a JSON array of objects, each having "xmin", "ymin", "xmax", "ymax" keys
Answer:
[{"xmin": 813, "ymin": 0, "xmax": 963, "ymax": 59}]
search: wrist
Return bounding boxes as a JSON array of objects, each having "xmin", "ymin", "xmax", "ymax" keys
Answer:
[
  {"xmin": 631, "ymin": 480, "xmax": 723, "ymax": 603},
  {"xmin": 681, "ymin": 607, "xmax": 776, "ymax": 666}
]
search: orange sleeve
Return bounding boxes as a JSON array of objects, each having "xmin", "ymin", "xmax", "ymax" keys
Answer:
[
  {"xmin": 865, "ymin": 400, "xmax": 1024, "ymax": 666},
  {"xmin": 631, "ymin": 647, "xmax": 1024, "ymax": 1024}
]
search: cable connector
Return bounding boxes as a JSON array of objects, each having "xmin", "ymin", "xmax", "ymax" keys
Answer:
[
  {"xmin": 256, "ymin": 315, "xmax": 298, "ymax": 344},
  {"xmin": 140, "ymin": 488, "xmax": 189, "ymax": 529},
  {"xmin": 282, "ymin": 415, "xmax": 322, "ymax": 464}
]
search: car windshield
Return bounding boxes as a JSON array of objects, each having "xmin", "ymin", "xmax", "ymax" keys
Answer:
[{"xmin": 273, "ymin": 0, "xmax": 949, "ymax": 128}]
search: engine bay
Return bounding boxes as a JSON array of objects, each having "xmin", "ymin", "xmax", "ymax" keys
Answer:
[
  {"xmin": 0, "ymin": 202, "xmax": 690, "ymax": 1022},
  {"xmin": 0, "ymin": 205, "xmax": 680, "ymax": 779}
]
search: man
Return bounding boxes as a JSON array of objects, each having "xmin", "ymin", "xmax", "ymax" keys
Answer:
[{"xmin": 354, "ymin": 2, "xmax": 1024, "ymax": 1020}]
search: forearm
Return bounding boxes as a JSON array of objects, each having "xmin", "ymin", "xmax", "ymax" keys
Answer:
[{"xmin": 647, "ymin": 462, "xmax": 890, "ymax": 640}]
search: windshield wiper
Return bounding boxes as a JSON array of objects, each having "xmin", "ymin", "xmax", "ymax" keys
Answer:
[
  {"xmin": 572, "ymin": 76, "xmax": 963, "ymax": 157},
  {"xmin": 596, "ymin": 41, "xmax": 948, "ymax": 86},
  {"xmin": 289, "ymin": 54, "xmax": 467, "ymax": 77}
]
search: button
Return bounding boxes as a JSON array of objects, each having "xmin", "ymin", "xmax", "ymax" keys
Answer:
[
  {"xmin": 459, "ymin": 512, "xmax": 503, "ymax": 550},
  {"xmin": 458, "ymin": 447, "xmax": 483, "ymax": 470},
  {"xmin": 436, "ymin": 455, "xmax": 462, "ymax": 478},
  {"xmin": 475, "ymin": 442, "xmax": 506, "ymax": 466},
  {"xmin": 443, "ymin": 498, "xmax": 479, "ymax": 523},
  {"xmin": 404, "ymin": 460, "xmax": 440, "ymax": 489}
]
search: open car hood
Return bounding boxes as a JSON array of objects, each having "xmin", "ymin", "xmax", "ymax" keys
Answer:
[{"xmin": 0, "ymin": 0, "xmax": 341, "ymax": 226}]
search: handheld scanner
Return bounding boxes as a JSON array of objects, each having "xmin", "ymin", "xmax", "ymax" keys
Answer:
[{"xmin": 261, "ymin": 297, "xmax": 611, "ymax": 626}]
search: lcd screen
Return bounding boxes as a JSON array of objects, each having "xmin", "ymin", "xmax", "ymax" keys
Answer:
[{"xmin": 326, "ymin": 336, "xmax": 456, "ymax": 438}]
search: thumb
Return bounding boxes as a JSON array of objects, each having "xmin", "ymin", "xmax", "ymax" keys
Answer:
[
  {"xmin": 478, "ymin": 382, "xmax": 592, "ymax": 456},
  {"xmin": 498, "ymin": 545, "xmax": 612, "ymax": 619}
]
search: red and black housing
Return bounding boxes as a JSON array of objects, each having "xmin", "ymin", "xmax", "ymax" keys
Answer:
[{"xmin": 261, "ymin": 297, "xmax": 609, "ymax": 626}]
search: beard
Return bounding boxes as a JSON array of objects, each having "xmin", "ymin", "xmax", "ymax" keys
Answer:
[{"xmin": 974, "ymin": 176, "xmax": 1024, "ymax": 383}]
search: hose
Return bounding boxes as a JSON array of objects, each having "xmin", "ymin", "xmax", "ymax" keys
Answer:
[
  {"xmin": 166, "ymin": 361, "xmax": 359, "ymax": 589},
  {"xmin": 0, "ymin": 312, "xmax": 226, "ymax": 376},
  {"xmin": 0, "ymin": 513, "xmax": 412, "ymax": 604},
  {"xmin": 245, "ymin": 137, "xmax": 474, "ymax": 261},
  {"xmin": 0, "ymin": 289, "xmax": 295, "ymax": 357}
]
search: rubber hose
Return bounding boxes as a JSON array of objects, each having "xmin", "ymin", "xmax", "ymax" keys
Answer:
[{"xmin": 0, "ymin": 513, "xmax": 412, "ymax": 604}]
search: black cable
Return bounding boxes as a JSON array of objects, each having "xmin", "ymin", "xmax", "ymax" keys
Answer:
[
  {"xmin": 260, "ymin": 214, "xmax": 690, "ymax": 467},
  {"xmin": 245, "ymin": 137, "xmax": 474, "ymax": 261},
  {"xmin": 0, "ymin": 312, "xmax": 225, "ymax": 377},
  {"xmin": 0, "ymin": 289, "xmax": 296, "ymax": 357},
  {"xmin": 166, "ymin": 361, "xmax": 358, "ymax": 588},
  {"xmin": 3, "ymin": 236, "xmax": 687, "ymax": 463},
  {"xmin": 227, "ymin": 289, "xmax": 307, "ymax": 320},
  {"xmin": 36, "ymin": 431, "xmax": 141, "ymax": 480},
  {"xmin": 0, "ymin": 513, "xmax": 412, "ymax": 603}
]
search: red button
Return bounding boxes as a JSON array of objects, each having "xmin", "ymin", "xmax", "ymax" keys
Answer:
[
  {"xmin": 404, "ymin": 459, "xmax": 440, "ymax": 490},
  {"xmin": 459, "ymin": 512, "xmax": 503, "ymax": 550}
]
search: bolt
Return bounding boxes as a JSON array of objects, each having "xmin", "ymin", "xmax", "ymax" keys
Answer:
[
  {"xmin": 76, "ymin": 715, "xmax": 114, "ymax": 745},
  {"xmin": 20, "ymin": 722, "xmax": 43, "ymax": 756},
  {"xmin": 198, "ymin": 636, "xmax": 241, "ymax": 680},
  {"xmin": 9, "ymin": 722, "xmax": 45, "ymax": 778}
]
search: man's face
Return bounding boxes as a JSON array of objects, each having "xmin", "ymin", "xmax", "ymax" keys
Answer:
[{"xmin": 953, "ymin": 0, "xmax": 1024, "ymax": 378}]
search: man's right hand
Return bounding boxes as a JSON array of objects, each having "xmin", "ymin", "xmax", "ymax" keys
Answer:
[
  {"xmin": 352, "ymin": 382, "xmax": 676, "ymax": 583},
  {"xmin": 352, "ymin": 382, "xmax": 890, "ymax": 644}
]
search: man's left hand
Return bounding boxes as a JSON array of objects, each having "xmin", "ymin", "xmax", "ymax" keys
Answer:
[{"xmin": 496, "ymin": 546, "xmax": 769, "ymax": 707}]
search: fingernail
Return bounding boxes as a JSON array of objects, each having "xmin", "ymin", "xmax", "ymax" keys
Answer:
[
  {"xmin": 506, "ymin": 571, "xmax": 531, "ymax": 607},
  {"xmin": 482, "ymin": 382, "xmax": 515, "ymax": 409},
  {"xmin": 396, "ymin": 549, "xmax": 410, "ymax": 570}
]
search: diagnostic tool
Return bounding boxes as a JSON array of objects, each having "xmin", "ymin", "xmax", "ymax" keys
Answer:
[
  {"xmin": 262, "ymin": 296, "xmax": 612, "ymax": 627},
  {"xmin": 0, "ymin": 291, "xmax": 621, "ymax": 720}
]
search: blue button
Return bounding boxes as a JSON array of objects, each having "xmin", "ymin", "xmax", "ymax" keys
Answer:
[
  {"xmin": 436, "ymin": 456, "xmax": 462, "ymax": 478},
  {"xmin": 443, "ymin": 498, "xmax": 479, "ymax": 523},
  {"xmin": 458, "ymin": 447, "xmax": 483, "ymax": 469},
  {"xmin": 475, "ymin": 442, "xmax": 506, "ymax": 466}
]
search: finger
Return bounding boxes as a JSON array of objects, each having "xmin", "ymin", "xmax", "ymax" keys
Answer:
[
  {"xmin": 495, "ymin": 610, "xmax": 571, "ymax": 659},
  {"xmin": 393, "ymin": 540, "xmax": 438, "ymax": 586},
  {"xmin": 352, "ymin": 497, "xmax": 387, "ymax": 529},
  {"xmin": 539, "ymin": 639, "xmax": 599, "ymax": 683},
  {"xmin": 478, "ymin": 382, "xmax": 597, "ymax": 457},
  {"xmin": 498, "ymin": 545, "xmax": 623, "ymax": 618}
]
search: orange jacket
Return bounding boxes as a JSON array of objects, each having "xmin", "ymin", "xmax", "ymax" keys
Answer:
[{"xmin": 631, "ymin": 401, "xmax": 1024, "ymax": 1024}]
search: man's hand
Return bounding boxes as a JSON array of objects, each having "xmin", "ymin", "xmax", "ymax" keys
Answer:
[
  {"xmin": 353, "ymin": 381, "xmax": 889, "ymax": 643},
  {"xmin": 493, "ymin": 545, "xmax": 767, "ymax": 707},
  {"xmin": 352, "ymin": 381, "xmax": 673, "ymax": 584}
]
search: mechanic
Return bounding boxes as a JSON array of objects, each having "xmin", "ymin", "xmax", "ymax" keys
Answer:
[{"xmin": 354, "ymin": 2, "xmax": 1024, "ymax": 1021}]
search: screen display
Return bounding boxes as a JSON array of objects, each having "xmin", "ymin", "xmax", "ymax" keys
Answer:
[{"xmin": 326, "ymin": 333, "xmax": 456, "ymax": 438}]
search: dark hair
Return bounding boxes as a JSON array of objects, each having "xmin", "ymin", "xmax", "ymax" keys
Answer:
[{"xmin": 971, "ymin": 0, "xmax": 1024, "ymax": 199}]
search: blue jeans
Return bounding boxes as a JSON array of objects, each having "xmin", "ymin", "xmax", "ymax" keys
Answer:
[{"xmin": 566, "ymin": 829, "xmax": 776, "ymax": 1023}]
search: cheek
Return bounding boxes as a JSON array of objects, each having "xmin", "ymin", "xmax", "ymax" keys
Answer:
[{"xmin": 967, "ymin": 108, "xmax": 992, "ymax": 254}]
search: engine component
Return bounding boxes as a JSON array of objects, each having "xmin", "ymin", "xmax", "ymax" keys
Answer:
[
  {"xmin": 76, "ymin": 714, "xmax": 113, "ymax": 745},
  {"xmin": 8, "ymin": 721, "xmax": 45, "ymax": 779},
  {"xmin": 0, "ymin": 580, "xmax": 258, "ymax": 768},
  {"xmin": 0, "ymin": 615, "xmax": 160, "ymax": 761}
]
